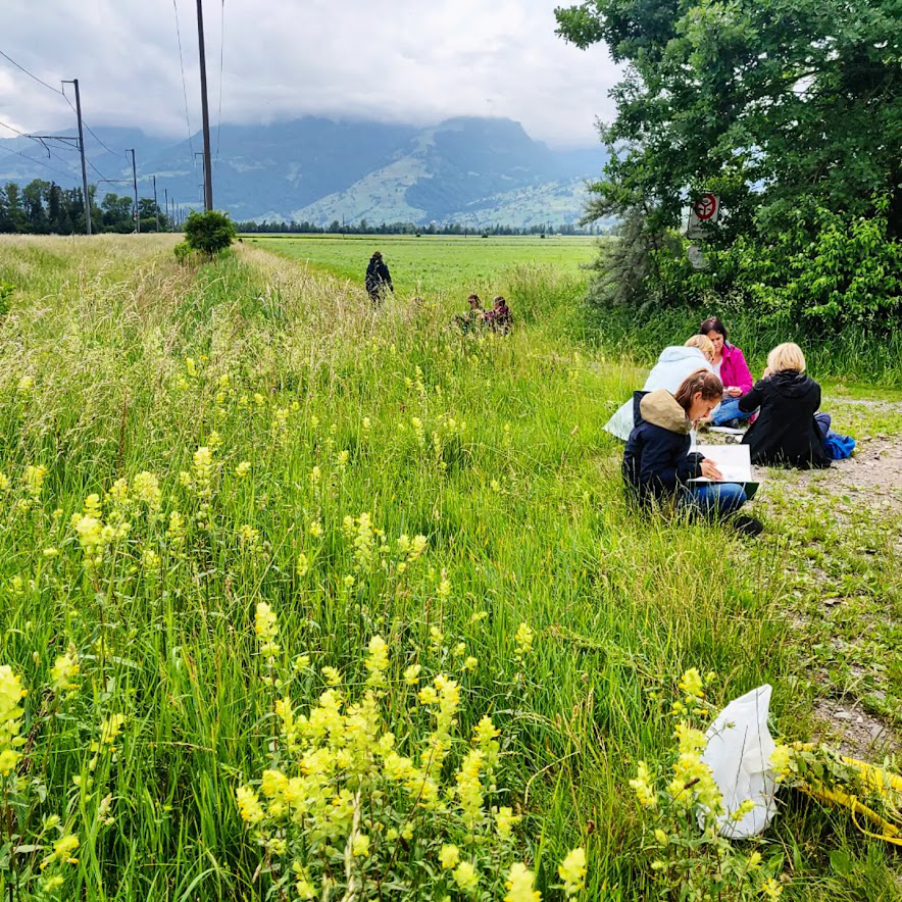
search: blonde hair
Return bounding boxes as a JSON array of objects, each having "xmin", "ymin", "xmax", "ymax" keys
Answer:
[
  {"xmin": 767, "ymin": 342, "xmax": 806, "ymax": 373},
  {"xmin": 685, "ymin": 334, "xmax": 715, "ymax": 362},
  {"xmin": 674, "ymin": 369, "xmax": 723, "ymax": 410}
]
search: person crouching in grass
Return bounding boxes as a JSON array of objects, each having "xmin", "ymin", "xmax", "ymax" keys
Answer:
[{"xmin": 623, "ymin": 369, "xmax": 762, "ymax": 534}]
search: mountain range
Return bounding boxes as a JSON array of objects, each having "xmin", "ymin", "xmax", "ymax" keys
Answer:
[{"xmin": 0, "ymin": 116, "xmax": 607, "ymax": 227}]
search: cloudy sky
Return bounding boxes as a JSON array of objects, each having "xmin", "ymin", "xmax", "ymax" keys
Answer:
[{"xmin": 1, "ymin": 0, "xmax": 619, "ymax": 149}]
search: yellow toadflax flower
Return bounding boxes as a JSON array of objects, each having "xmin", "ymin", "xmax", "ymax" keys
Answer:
[
  {"xmin": 236, "ymin": 785, "xmax": 265, "ymax": 825},
  {"xmin": 515, "ymin": 622, "xmax": 534, "ymax": 657},
  {"xmin": 439, "ymin": 844, "xmax": 460, "ymax": 869},
  {"xmin": 453, "ymin": 861, "xmax": 480, "ymax": 893},
  {"xmin": 364, "ymin": 635, "xmax": 389, "ymax": 689},
  {"xmin": 558, "ymin": 847, "xmax": 587, "ymax": 896},
  {"xmin": 43, "ymin": 833, "xmax": 79, "ymax": 867},
  {"xmin": 132, "ymin": 471, "xmax": 162, "ymax": 508},
  {"xmin": 629, "ymin": 761, "xmax": 657, "ymax": 808},
  {"xmin": 50, "ymin": 644, "xmax": 80, "ymax": 693},
  {"xmin": 678, "ymin": 668, "xmax": 705, "ymax": 700},
  {"xmin": 254, "ymin": 603, "xmax": 280, "ymax": 656},
  {"xmin": 505, "ymin": 862, "xmax": 541, "ymax": 902}
]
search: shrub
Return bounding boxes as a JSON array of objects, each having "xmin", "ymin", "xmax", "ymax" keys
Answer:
[
  {"xmin": 182, "ymin": 210, "xmax": 236, "ymax": 258},
  {"xmin": 0, "ymin": 281, "xmax": 14, "ymax": 317}
]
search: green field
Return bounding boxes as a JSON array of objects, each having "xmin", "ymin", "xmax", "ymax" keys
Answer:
[
  {"xmin": 0, "ymin": 234, "xmax": 899, "ymax": 901},
  {"xmin": 244, "ymin": 234, "xmax": 598, "ymax": 297}
]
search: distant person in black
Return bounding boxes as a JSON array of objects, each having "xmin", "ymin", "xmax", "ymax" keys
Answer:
[{"xmin": 365, "ymin": 251, "xmax": 393, "ymax": 303}]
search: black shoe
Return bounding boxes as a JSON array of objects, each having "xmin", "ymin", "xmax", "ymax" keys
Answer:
[{"xmin": 731, "ymin": 515, "xmax": 764, "ymax": 537}]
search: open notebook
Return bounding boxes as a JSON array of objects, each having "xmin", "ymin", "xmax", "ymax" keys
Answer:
[{"xmin": 690, "ymin": 444, "xmax": 759, "ymax": 487}]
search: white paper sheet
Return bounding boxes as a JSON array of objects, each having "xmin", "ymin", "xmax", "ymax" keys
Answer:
[{"xmin": 691, "ymin": 444, "xmax": 755, "ymax": 483}]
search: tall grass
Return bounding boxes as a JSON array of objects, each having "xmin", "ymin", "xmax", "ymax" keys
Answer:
[{"xmin": 0, "ymin": 236, "xmax": 897, "ymax": 900}]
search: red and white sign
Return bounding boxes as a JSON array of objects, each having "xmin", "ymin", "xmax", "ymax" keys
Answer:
[{"xmin": 687, "ymin": 193, "xmax": 720, "ymax": 237}]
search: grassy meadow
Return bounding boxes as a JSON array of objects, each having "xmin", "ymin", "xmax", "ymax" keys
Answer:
[
  {"xmin": 243, "ymin": 234, "xmax": 598, "ymax": 298},
  {"xmin": 0, "ymin": 233, "xmax": 899, "ymax": 901}
]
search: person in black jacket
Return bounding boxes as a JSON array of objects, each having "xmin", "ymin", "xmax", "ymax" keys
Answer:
[
  {"xmin": 624, "ymin": 369, "xmax": 758, "ymax": 527},
  {"xmin": 739, "ymin": 343, "xmax": 831, "ymax": 469},
  {"xmin": 365, "ymin": 251, "xmax": 393, "ymax": 303}
]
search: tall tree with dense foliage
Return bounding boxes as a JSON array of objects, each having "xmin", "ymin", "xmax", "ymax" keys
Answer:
[{"xmin": 555, "ymin": 0, "xmax": 902, "ymax": 327}]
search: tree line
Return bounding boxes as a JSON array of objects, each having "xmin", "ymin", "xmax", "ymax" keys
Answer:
[
  {"xmin": 0, "ymin": 179, "xmax": 171, "ymax": 234},
  {"xmin": 235, "ymin": 219, "xmax": 601, "ymax": 237}
]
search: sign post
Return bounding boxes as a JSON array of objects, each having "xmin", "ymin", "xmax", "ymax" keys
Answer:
[{"xmin": 686, "ymin": 193, "xmax": 720, "ymax": 269}]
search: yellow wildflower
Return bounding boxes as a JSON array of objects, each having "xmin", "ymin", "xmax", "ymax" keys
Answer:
[
  {"xmin": 558, "ymin": 847, "xmax": 586, "ymax": 896},
  {"xmin": 439, "ymin": 844, "xmax": 460, "ymax": 869},
  {"xmin": 254, "ymin": 602, "xmax": 280, "ymax": 656},
  {"xmin": 235, "ymin": 461, "xmax": 251, "ymax": 478},
  {"xmin": 50, "ymin": 645, "xmax": 80, "ymax": 693},
  {"xmin": 678, "ymin": 668, "xmax": 704, "ymax": 699},
  {"xmin": 769, "ymin": 744, "xmax": 793, "ymax": 782},
  {"xmin": 296, "ymin": 553, "xmax": 309, "ymax": 577},
  {"xmin": 515, "ymin": 622, "xmax": 534, "ymax": 656},
  {"xmin": 351, "ymin": 834, "xmax": 370, "ymax": 857},
  {"xmin": 236, "ymin": 786, "xmax": 265, "ymax": 825},
  {"xmin": 762, "ymin": 877, "xmax": 783, "ymax": 899},
  {"xmin": 453, "ymin": 861, "xmax": 480, "ymax": 893},
  {"xmin": 495, "ymin": 806, "xmax": 521, "ymax": 840},
  {"xmin": 629, "ymin": 761, "xmax": 657, "ymax": 808},
  {"xmin": 321, "ymin": 667, "xmax": 341, "ymax": 687},
  {"xmin": 364, "ymin": 635, "xmax": 389, "ymax": 689},
  {"xmin": 404, "ymin": 664, "xmax": 421, "ymax": 685},
  {"xmin": 505, "ymin": 862, "xmax": 541, "ymax": 902},
  {"xmin": 24, "ymin": 465, "xmax": 48, "ymax": 500}
]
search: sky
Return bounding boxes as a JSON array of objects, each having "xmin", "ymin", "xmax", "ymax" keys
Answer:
[{"xmin": 0, "ymin": 0, "xmax": 619, "ymax": 149}]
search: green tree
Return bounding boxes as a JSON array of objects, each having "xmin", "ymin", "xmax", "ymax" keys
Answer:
[
  {"xmin": 555, "ymin": 0, "xmax": 902, "ymax": 324},
  {"xmin": 556, "ymin": 0, "xmax": 902, "ymax": 237},
  {"xmin": 182, "ymin": 210, "xmax": 236, "ymax": 258}
]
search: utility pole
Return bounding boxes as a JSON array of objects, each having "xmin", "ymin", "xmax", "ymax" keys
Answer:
[
  {"xmin": 126, "ymin": 149, "xmax": 139, "ymax": 233},
  {"xmin": 152, "ymin": 175, "xmax": 161, "ymax": 232},
  {"xmin": 164, "ymin": 188, "xmax": 169, "ymax": 231},
  {"xmin": 196, "ymin": 0, "xmax": 214, "ymax": 211},
  {"xmin": 62, "ymin": 79, "xmax": 92, "ymax": 235}
]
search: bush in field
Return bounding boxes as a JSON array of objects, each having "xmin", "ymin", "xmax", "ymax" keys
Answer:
[
  {"xmin": 0, "ymin": 281, "xmax": 13, "ymax": 317},
  {"xmin": 181, "ymin": 210, "xmax": 236, "ymax": 259}
]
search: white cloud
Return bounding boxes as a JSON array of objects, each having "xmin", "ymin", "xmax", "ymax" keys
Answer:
[{"xmin": 1, "ymin": 0, "xmax": 619, "ymax": 147}]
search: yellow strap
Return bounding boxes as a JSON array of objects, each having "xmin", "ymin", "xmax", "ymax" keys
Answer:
[{"xmin": 800, "ymin": 783, "xmax": 902, "ymax": 845}]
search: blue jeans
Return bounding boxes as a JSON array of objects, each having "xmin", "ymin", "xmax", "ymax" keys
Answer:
[
  {"xmin": 679, "ymin": 483, "xmax": 748, "ymax": 518},
  {"xmin": 711, "ymin": 396, "xmax": 754, "ymax": 426}
]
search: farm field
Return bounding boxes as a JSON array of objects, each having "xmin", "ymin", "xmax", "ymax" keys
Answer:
[
  {"xmin": 243, "ymin": 234, "xmax": 599, "ymax": 298},
  {"xmin": 0, "ymin": 233, "xmax": 900, "ymax": 901}
]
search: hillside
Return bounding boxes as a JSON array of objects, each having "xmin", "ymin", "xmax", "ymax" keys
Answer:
[{"xmin": 0, "ymin": 116, "xmax": 606, "ymax": 226}]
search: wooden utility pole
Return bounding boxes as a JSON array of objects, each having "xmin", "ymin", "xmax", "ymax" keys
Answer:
[
  {"xmin": 152, "ymin": 175, "xmax": 161, "ymax": 232},
  {"xmin": 196, "ymin": 0, "xmax": 213, "ymax": 211},
  {"xmin": 164, "ymin": 188, "xmax": 170, "ymax": 231},
  {"xmin": 126, "ymin": 149, "xmax": 139, "ymax": 233},
  {"xmin": 62, "ymin": 79, "xmax": 91, "ymax": 235}
]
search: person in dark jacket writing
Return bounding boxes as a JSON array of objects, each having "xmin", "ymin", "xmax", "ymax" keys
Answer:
[
  {"xmin": 623, "ymin": 369, "xmax": 759, "ymax": 529},
  {"xmin": 739, "ymin": 343, "xmax": 831, "ymax": 469},
  {"xmin": 365, "ymin": 251, "xmax": 394, "ymax": 304}
]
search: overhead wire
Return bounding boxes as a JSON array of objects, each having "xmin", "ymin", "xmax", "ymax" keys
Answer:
[
  {"xmin": 0, "ymin": 49, "xmax": 64, "ymax": 95},
  {"xmin": 0, "ymin": 143, "xmax": 78, "ymax": 181}
]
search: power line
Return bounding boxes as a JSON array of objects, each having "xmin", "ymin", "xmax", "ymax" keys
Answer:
[
  {"xmin": 0, "ymin": 143, "xmax": 77, "ymax": 181},
  {"xmin": 62, "ymin": 91, "xmax": 118, "ymax": 157},
  {"xmin": 0, "ymin": 119, "xmax": 84, "ymax": 175},
  {"xmin": 172, "ymin": 0, "xmax": 199, "ymax": 188},
  {"xmin": 215, "ymin": 0, "xmax": 225, "ymax": 163},
  {"xmin": 0, "ymin": 49, "xmax": 63, "ymax": 95}
]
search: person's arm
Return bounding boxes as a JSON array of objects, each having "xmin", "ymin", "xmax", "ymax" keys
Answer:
[
  {"xmin": 677, "ymin": 450, "xmax": 705, "ymax": 483},
  {"xmin": 738, "ymin": 380, "xmax": 766, "ymax": 414},
  {"xmin": 812, "ymin": 381, "xmax": 821, "ymax": 412},
  {"xmin": 383, "ymin": 264, "xmax": 394, "ymax": 291}
]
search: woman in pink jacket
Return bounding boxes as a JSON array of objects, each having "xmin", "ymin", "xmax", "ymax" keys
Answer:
[{"xmin": 699, "ymin": 317, "xmax": 755, "ymax": 426}]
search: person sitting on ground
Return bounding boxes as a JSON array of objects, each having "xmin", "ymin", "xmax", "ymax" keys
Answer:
[
  {"xmin": 605, "ymin": 335, "xmax": 715, "ymax": 441},
  {"xmin": 365, "ymin": 251, "xmax": 394, "ymax": 304},
  {"xmin": 455, "ymin": 294, "xmax": 485, "ymax": 332},
  {"xmin": 484, "ymin": 296, "xmax": 512, "ymax": 334},
  {"xmin": 699, "ymin": 316, "xmax": 754, "ymax": 427},
  {"xmin": 623, "ymin": 369, "xmax": 761, "ymax": 532},
  {"xmin": 739, "ymin": 342, "xmax": 833, "ymax": 469}
]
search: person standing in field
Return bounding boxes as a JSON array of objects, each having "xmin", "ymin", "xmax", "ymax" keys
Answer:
[
  {"xmin": 455, "ymin": 294, "xmax": 485, "ymax": 332},
  {"xmin": 365, "ymin": 251, "xmax": 394, "ymax": 304}
]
